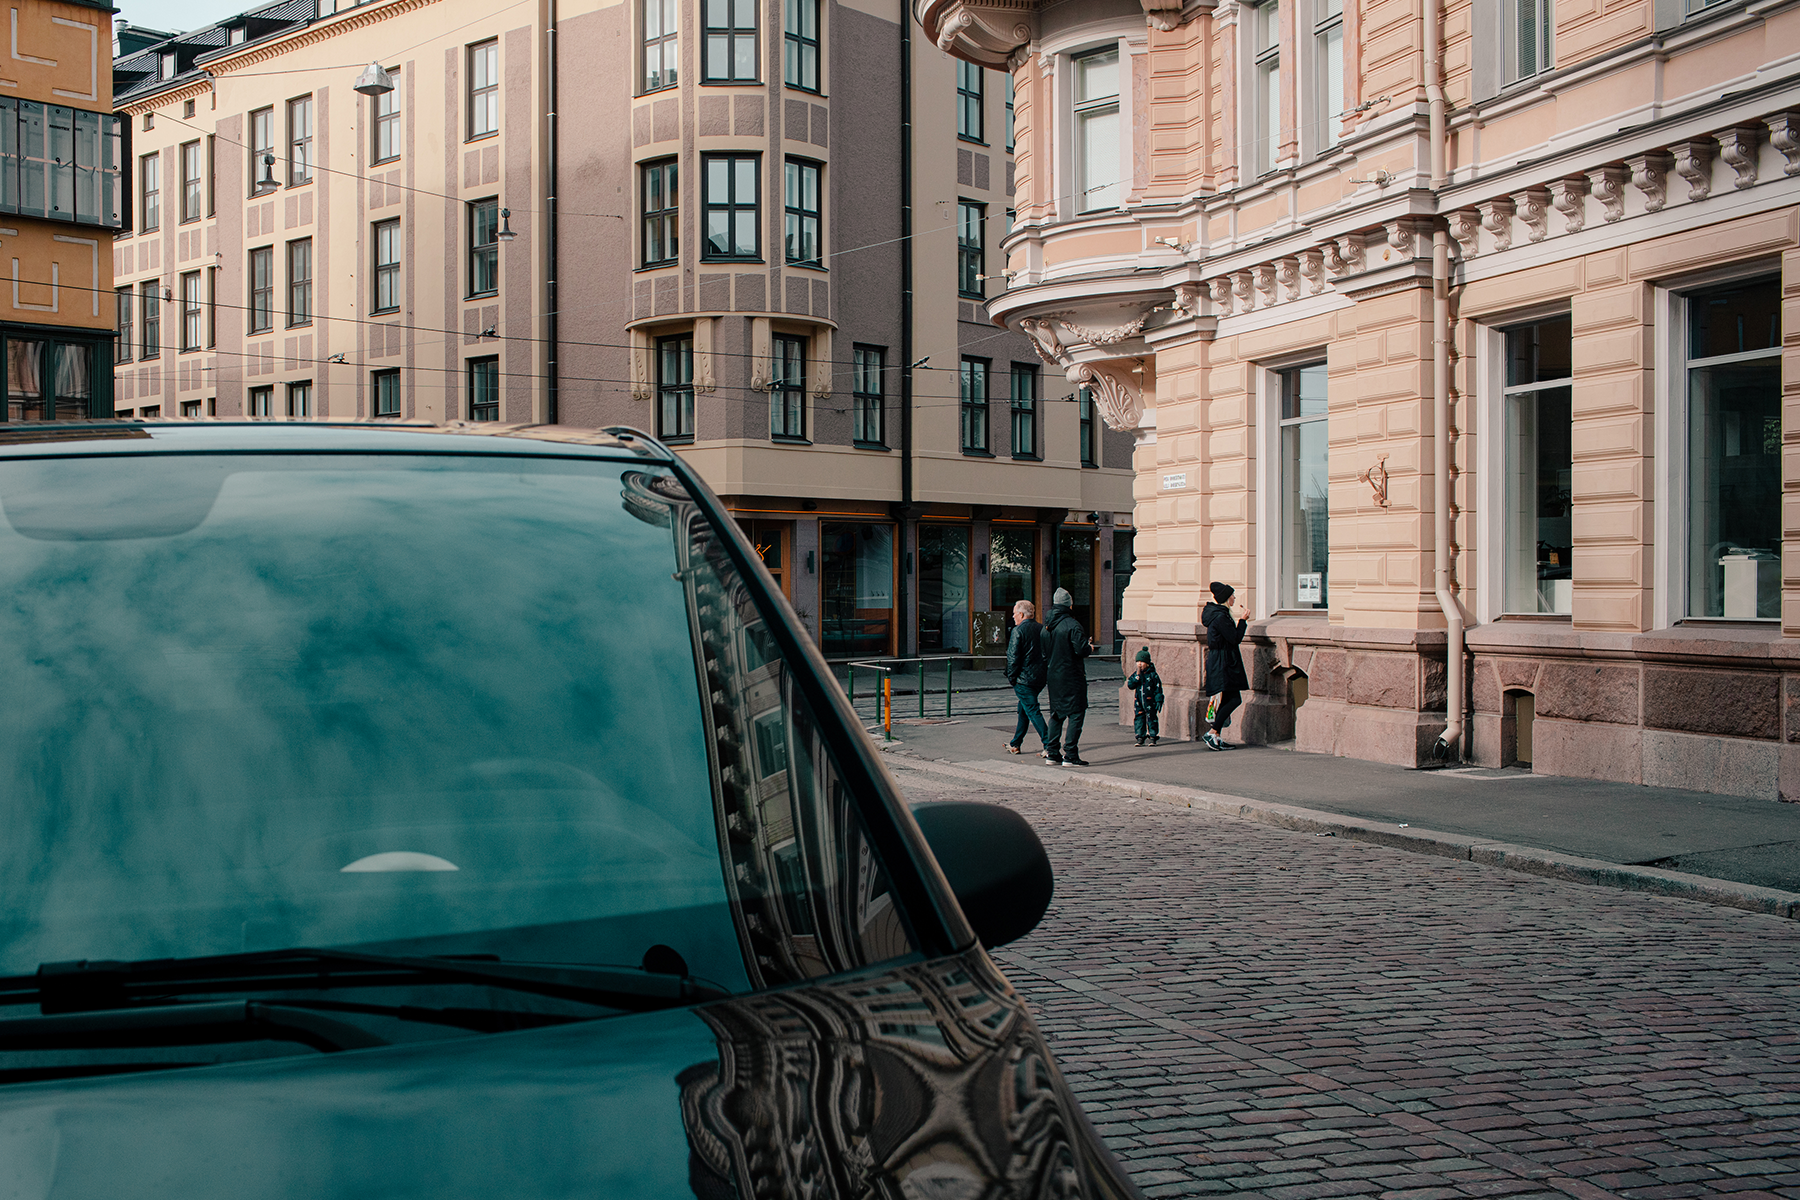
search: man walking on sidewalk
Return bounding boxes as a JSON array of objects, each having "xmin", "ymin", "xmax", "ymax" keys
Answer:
[
  {"xmin": 1003, "ymin": 599, "xmax": 1050, "ymax": 756},
  {"xmin": 1201, "ymin": 581, "xmax": 1250, "ymax": 750},
  {"xmin": 1043, "ymin": 587, "xmax": 1094, "ymax": 767}
]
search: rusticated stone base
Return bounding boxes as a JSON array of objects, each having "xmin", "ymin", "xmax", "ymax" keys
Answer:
[{"xmin": 1294, "ymin": 697, "xmax": 1449, "ymax": 767}]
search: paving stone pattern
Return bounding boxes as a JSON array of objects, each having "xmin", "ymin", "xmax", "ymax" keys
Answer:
[{"xmin": 885, "ymin": 756, "xmax": 1800, "ymax": 1200}]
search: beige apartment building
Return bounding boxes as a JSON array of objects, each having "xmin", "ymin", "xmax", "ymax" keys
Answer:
[
  {"xmin": 111, "ymin": 0, "xmax": 1131, "ymax": 658},
  {"xmin": 920, "ymin": 0, "xmax": 1800, "ymax": 797}
]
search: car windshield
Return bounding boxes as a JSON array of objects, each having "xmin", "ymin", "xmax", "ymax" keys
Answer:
[{"xmin": 0, "ymin": 450, "xmax": 915, "ymax": 999}]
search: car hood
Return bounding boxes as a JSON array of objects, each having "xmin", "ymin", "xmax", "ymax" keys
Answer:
[{"xmin": 0, "ymin": 950, "xmax": 1134, "ymax": 1199}]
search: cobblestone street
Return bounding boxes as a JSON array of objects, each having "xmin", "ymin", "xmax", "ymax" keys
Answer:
[{"xmin": 885, "ymin": 754, "xmax": 1800, "ymax": 1200}]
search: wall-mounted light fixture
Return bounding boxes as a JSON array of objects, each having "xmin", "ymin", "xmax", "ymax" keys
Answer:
[
  {"xmin": 354, "ymin": 62, "xmax": 396, "ymax": 96},
  {"xmin": 497, "ymin": 208, "xmax": 517, "ymax": 243}
]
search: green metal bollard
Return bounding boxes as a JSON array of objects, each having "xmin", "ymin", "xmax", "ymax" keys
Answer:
[
  {"xmin": 946, "ymin": 659, "xmax": 954, "ymax": 718},
  {"xmin": 918, "ymin": 661, "xmax": 926, "ymax": 719}
]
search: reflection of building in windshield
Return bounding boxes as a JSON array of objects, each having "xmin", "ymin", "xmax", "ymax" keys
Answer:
[
  {"xmin": 677, "ymin": 954, "xmax": 1084, "ymax": 1199},
  {"xmin": 622, "ymin": 471, "xmax": 910, "ymax": 989}
]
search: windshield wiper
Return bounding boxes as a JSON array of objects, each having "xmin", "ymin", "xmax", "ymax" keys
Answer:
[
  {"xmin": 0, "ymin": 1000, "xmax": 388, "ymax": 1054},
  {"xmin": 0, "ymin": 948, "xmax": 730, "ymax": 1017}
]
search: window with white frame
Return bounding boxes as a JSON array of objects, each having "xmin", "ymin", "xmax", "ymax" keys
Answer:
[
  {"xmin": 249, "ymin": 107, "xmax": 276, "ymax": 193},
  {"xmin": 1499, "ymin": 315, "xmax": 1573, "ymax": 614},
  {"xmin": 373, "ymin": 81, "xmax": 400, "ymax": 162},
  {"xmin": 468, "ymin": 41, "xmax": 499, "ymax": 138},
  {"xmin": 1072, "ymin": 47, "xmax": 1120, "ymax": 211},
  {"xmin": 287, "ymin": 95, "xmax": 313, "ymax": 185},
  {"xmin": 1680, "ymin": 275, "xmax": 1781, "ymax": 620},
  {"xmin": 1310, "ymin": 0, "xmax": 1343, "ymax": 154},
  {"xmin": 1277, "ymin": 362, "xmax": 1328, "ymax": 609},
  {"xmin": 1251, "ymin": 0, "xmax": 1280, "ymax": 176},
  {"xmin": 1503, "ymin": 0, "xmax": 1552, "ymax": 84},
  {"xmin": 180, "ymin": 141, "xmax": 202, "ymax": 222}
]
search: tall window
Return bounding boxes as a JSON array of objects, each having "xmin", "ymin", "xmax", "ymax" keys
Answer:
[
  {"xmin": 642, "ymin": 158, "xmax": 678, "ymax": 266},
  {"xmin": 207, "ymin": 265, "xmax": 218, "ymax": 346},
  {"xmin": 643, "ymin": 0, "xmax": 678, "ymax": 92},
  {"xmin": 1073, "ymin": 47, "xmax": 1120, "ymax": 210},
  {"xmin": 114, "ymin": 287, "xmax": 132, "ymax": 363},
  {"xmin": 468, "ymin": 356, "xmax": 500, "ymax": 420},
  {"xmin": 373, "ymin": 82, "xmax": 401, "ymax": 162},
  {"xmin": 1005, "ymin": 73, "xmax": 1015, "ymax": 152},
  {"xmin": 704, "ymin": 0, "xmax": 757, "ymax": 83},
  {"xmin": 469, "ymin": 198, "xmax": 499, "ymax": 295},
  {"xmin": 1504, "ymin": 0, "xmax": 1552, "ymax": 84},
  {"xmin": 955, "ymin": 61, "xmax": 984, "ymax": 142},
  {"xmin": 1312, "ymin": 0, "xmax": 1344, "ymax": 154},
  {"xmin": 372, "ymin": 368, "xmax": 401, "ymax": 417},
  {"xmin": 139, "ymin": 280, "xmax": 160, "ymax": 358},
  {"xmin": 657, "ymin": 333, "xmax": 694, "ymax": 440},
  {"xmin": 1010, "ymin": 363, "xmax": 1038, "ymax": 458},
  {"xmin": 140, "ymin": 151, "xmax": 160, "ymax": 231},
  {"xmin": 1278, "ymin": 362, "xmax": 1329, "ymax": 609},
  {"xmin": 784, "ymin": 159, "xmax": 821, "ymax": 267},
  {"xmin": 287, "ymin": 95, "xmax": 313, "ymax": 185},
  {"xmin": 287, "ymin": 238, "xmax": 312, "ymax": 327},
  {"xmin": 960, "ymin": 357, "xmax": 989, "ymax": 453},
  {"xmin": 957, "ymin": 200, "xmax": 984, "ymax": 297},
  {"xmin": 180, "ymin": 270, "xmax": 202, "ymax": 351},
  {"xmin": 1501, "ymin": 316, "xmax": 1573, "ymax": 614},
  {"xmin": 770, "ymin": 334, "xmax": 805, "ymax": 439},
  {"xmin": 286, "ymin": 380, "xmax": 311, "ymax": 418},
  {"xmin": 249, "ymin": 106, "xmax": 276, "ymax": 193},
  {"xmin": 1683, "ymin": 276, "xmax": 1781, "ymax": 620},
  {"xmin": 1252, "ymin": 0, "xmax": 1280, "ymax": 175},
  {"xmin": 249, "ymin": 246, "xmax": 273, "ymax": 332},
  {"xmin": 206, "ymin": 135, "xmax": 216, "ymax": 216},
  {"xmin": 784, "ymin": 0, "xmax": 819, "ymax": 90},
  {"xmin": 248, "ymin": 385, "xmax": 272, "ymax": 416},
  {"xmin": 703, "ymin": 155, "xmax": 759, "ymax": 260},
  {"xmin": 179, "ymin": 140, "xmax": 201, "ymax": 222},
  {"xmin": 853, "ymin": 345, "xmax": 884, "ymax": 446},
  {"xmin": 1078, "ymin": 387, "xmax": 1095, "ymax": 466},
  {"xmin": 373, "ymin": 219, "xmax": 401, "ymax": 313},
  {"xmin": 468, "ymin": 41, "xmax": 499, "ymax": 138}
]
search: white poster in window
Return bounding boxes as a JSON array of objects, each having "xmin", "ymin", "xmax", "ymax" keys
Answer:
[
  {"xmin": 1296, "ymin": 573, "xmax": 1323, "ymax": 604},
  {"xmin": 855, "ymin": 526, "xmax": 893, "ymax": 607}
]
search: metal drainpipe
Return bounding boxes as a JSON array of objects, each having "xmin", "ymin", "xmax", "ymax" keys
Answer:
[
  {"xmin": 1424, "ymin": 0, "xmax": 1463, "ymax": 757},
  {"xmin": 545, "ymin": 0, "xmax": 560, "ymax": 425},
  {"xmin": 897, "ymin": 13, "xmax": 914, "ymax": 658}
]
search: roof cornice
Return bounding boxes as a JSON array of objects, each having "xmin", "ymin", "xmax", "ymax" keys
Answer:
[{"xmin": 200, "ymin": 0, "xmax": 437, "ymax": 75}]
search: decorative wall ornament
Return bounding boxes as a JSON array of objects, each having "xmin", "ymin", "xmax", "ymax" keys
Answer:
[
  {"xmin": 1298, "ymin": 248, "xmax": 1325, "ymax": 294},
  {"xmin": 935, "ymin": 7, "xmax": 973, "ymax": 52},
  {"xmin": 1626, "ymin": 151, "xmax": 1671, "ymax": 213},
  {"xmin": 1171, "ymin": 281, "xmax": 1204, "ymax": 317},
  {"xmin": 1141, "ymin": 0, "xmax": 1185, "ymax": 31},
  {"xmin": 1253, "ymin": 263, "xmax": 1278, "ymax": 306},
  {"xmin": 930, "ymin": 1, "xmax": 1038, "ymax": 67},
  {"xmin": 1478, "ymin": 197, "xmax": 1516, "ymax": 252},
  {"xmin": 1670, "ymin": 139, "xmax": 1715, "ymax": 202},
  {"xmin": 1276, "ymin": 257, "xmax": 1301, "ymax": 302},
  {"xmin": 1056, "ymin": 309, "xmax": 1154, "ymax": 347},
  {"xmin": 1209, "ymin": 276, "xmax": 1234, "ymax": 315},
  {"xmin": 1018, "ymin": 316, "xmax": 1073, "ymax": 368},
  {"xmin": 1323, "ymin": 235, "xmax": 1364, "ymax": 275},
  {"xmin": 1548, "ymin": 176, "xmax": 1589, "ymax": 233},
  {"xmin": 1358, "ymin": 453, "xmax": 1390, "ymax": 509},
  {"xmin": 1588, "ymin": 165, "xmax": 1628, "ymax": 222},
  {"xmin": 1448, "ymin": 209, "xmax": 1481, "ymax": 256},
  {"xmin": 1066, "ymin": 359, "xmax": 1144, "ymax": 431},
  {"xmin": 1385, "ymin": 220, "xmax": 1418, "ymax": 258},
  {"xmin": 1515, "ymin": 188, "xmax": 1551, "ymax": 243},
  {"xmin": 1765, "ymin": 113, "xmax": 1800, "ymax": 176},
  {"xmin": 1232, "ymin": 271, "xmax": 1254, "ymax": 311},
  {"xmin": 1716, "ymin": 127, "xmax": 1760, "ymax": 190}
]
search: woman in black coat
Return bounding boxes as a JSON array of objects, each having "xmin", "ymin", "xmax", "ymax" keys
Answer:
[{"xmin": 1200, "ymin": 581, "xmax": 1250, "ymax": 750}]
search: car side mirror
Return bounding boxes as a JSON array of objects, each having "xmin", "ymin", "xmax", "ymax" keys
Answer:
[{"xmin": 910, "ymin": 802, "xmax": 1054, "ymax": 949}]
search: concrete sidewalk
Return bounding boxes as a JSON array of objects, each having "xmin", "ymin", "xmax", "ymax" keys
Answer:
[{"xmin": 869, "ymin": 698, "xmax": 1800, "ymax": 918}]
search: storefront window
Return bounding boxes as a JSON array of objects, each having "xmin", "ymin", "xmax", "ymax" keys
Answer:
[
  {"xmin": 1110, "ymin": 530, "xmax": 1134, "ymax": 652},
  {"xmin": 1685, "ymin": 276, "xmax": 1781, "ymax": 619},
  {"xmin": 918, "ymin": 524, "xmax": 970, "ymax": 653},
  {"xmin": 4, "ymin": 337, "xmax": 100, "ymax": 421},
  {"xmin": 1502, "ymin": 316, "xmax": 1573, "ymax": 614},
  {"xmin": 988, "ymin": 526, "xmax": 1036, "ymax": 616},
  {"xmin": 1056, "ymin": 527, "xmax": 1096, "ymax": 635},
  {"xmin": 740, "ymin": 519, "xmax": 790, "ymax": 598},
  {"xmin": 1278, "ymin": 363, "xmax": 1329, "ymax": 609},
  {"xmin": 820, "ymin": 522, "xmax": 893, "ymax": 657}
]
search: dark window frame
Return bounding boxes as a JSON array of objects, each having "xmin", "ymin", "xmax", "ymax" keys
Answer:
[
  {"xmin": 139, "ymin": 150, "xmax": 160, "ymax": 231},
  {"xmin": 960, "ymin": 357, "xmax": 990, "ymax": 454},
  {"xmin": 468, "ymin": 40, "xmax": 500, "ymax": 140},
  {"xmin": 248, "ymin": 245, "xmax": 274, "ymax": 333},
  {"xmin": 784, "ymin": 0, "xmax": 820, "ymax": 91},
  {"xmin": 468, "ymin": 197, "xmax": 499, "ymax": 296},
  {"xmin": 1010, "ymin": 362, "xmax": 1038, "ymax": 459},
  {"xmin": 179, "ymin": 139, "xmax": 202, "ymax": 222},
  {"xmin": 139, "ymin": 279, "xmax": 160, "ymax": 359},
  {"xmin": 1078, "ymin": 386, "xmax": 1096, "ymax": 467},
  {"xmin": 956, "ymin": 60, "xmax": 984, "ymax": 142},
  {"xmin": 114, "ymin": 286, "xmax": 133, "ymax": 364},
  {"xmin": 179, "ymin": 269, "xmax": 202, "ymax": 351},
  {"xmin": 372, "ymin": 80, "xmax": 401, "ymax": 163},
  {"xmin": 372, "ymin": 218, "xmax": 401, "ymax": 313},
  {"xmin": 643, "ymin": 0, "xmax": 679, "ymax": 92},
  {"xmin": 468, "ymin": 355, "xmax": 501, "ymax": 420},
  {"xmin": 286, "ymin": 379, "xmax": 312, "ymax": 418},
  {"xmin": 372, "ymin": 367, "xmax": 401, "ymax": 417},
  {"xmin": 957, "ymin": 199, "xmax": 985, "ymax": 298},
  {"xmin": 248, "ymin": 384, "xmax": 273, "ymax": 416},
  {"xmin": 249, "ymin": 106, "xmax": 276, "ymax": 194},
  {"xmin": 853, "ymin": 343, "xmax": 884, "ymax": 447},
  {"xmin": 784, "ymin": 157, "xmax": 822, "ymax": 268},
  {"xmin": 656, "ymin": 333, "xmax": 695, "ymax": 441},
  {"xmin": 286, "ymin": 237, "xmax": 312, "ymax": 328},
  {"xmin": 287, "ymin": 94, "xmax": 313, "ymax": 186},
  {"xmin": 770, "ymin": 332, "xmax": 806, "ymax": 440},
  {"xmin": 641, "ymin": 158, "xmax": 679, "ymax": 267},
  {"xmin": 701, "ymin": 154, "xmax": 761, "ymax": 262},
  {"xmin": 702, "ymin": 0, "xmax": 759, "ymax": 83}
]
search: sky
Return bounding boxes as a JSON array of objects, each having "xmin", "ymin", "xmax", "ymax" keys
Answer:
[{"xmin": 118, "ymin": 0, "xmax": 247, "ymax": 37}]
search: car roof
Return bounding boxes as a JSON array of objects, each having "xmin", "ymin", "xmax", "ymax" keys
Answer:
[{"xmin": 0, "ymin": 420, "xmax": 668, "ymax": 463}]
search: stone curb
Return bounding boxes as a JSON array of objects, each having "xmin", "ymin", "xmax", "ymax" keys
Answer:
[{"xmin": 883, "ymin": 749, "xmax": 1800, "ymax": 921}]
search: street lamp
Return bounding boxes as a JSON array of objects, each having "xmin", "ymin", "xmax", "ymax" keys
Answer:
[
  {"xmin": 354, "ymin": 62, "xmax": 395, "ymax": 96},
  {"xmin": 497, "ymin": 207, "xmax": 517, "ymax": 243}
]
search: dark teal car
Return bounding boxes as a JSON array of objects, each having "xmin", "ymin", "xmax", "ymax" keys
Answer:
[{"xmin": 0, "ymin": 421, "xmax": 1140, "ymax": 1200}]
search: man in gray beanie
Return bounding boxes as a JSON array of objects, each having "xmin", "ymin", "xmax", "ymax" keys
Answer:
[{"xmin": 1041, "ymin": 586, "xmax": 1095, "ymax": 766}]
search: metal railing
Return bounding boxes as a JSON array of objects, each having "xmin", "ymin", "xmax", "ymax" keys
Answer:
[{"xmin": 842, "ymin": 656, "xmax": 1121, "ymax": 739}]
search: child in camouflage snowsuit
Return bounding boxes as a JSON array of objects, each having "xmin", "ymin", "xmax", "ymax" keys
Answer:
[{"xmin": 1127, "ymin": 647, "xmax": 1164, "ymax": 746}]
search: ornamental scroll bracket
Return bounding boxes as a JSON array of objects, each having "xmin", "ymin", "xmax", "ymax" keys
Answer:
[
  {"xmin": 1067, "ymin": 359, "xmax": 1145, "ymax": 432},
  {"xmin": 1358, "ymin": 453, "xmax": 1390, "ymax": 509},
  {"xmin": 930, "ymin": 0, "xmax": 1037, "ymax": 67}
]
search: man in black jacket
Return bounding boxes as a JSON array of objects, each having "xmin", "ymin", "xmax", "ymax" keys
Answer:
[
  {"xmin": 1003, "ymin": 599, "xmax": 1050, "ymax": 756},
  {"xmin": 1201, "ymin": 581, "xmax": 1251, "ymax": 750},
  {"xmin": 1042, "ymin": 587, "xmax": 1094, "ymax": 767}
]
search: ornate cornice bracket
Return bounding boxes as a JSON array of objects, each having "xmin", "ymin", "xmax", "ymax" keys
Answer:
[
  {"xmin": 1066, "ymin": 359, "xmax": 1145, "ymax": 432},
  {"xmin": 926, "ymin": 0, "xmax": 1037, "ymax": 67}
]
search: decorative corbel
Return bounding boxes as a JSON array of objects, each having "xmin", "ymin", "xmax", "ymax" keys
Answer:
[
  {"xmin": 1515, "ymin": 188, "xmax": 1551, "ymax": 243},
  {"xmin": 1478, "ymin": 197, "xmax": 1515, "ymax": 253},
  {"xmin": 1298, "ymin": 248, "xmax": 1325, "ymax": 295},
  {"xmin": 630, "ymin": 339, "xmax": 653, "ymax": 404},
  {"xmin": 1019, "ymin": 316, "xmax": 1073, "ymax": 369},
  {"xmin": 1626, "ymin": 151, "xmax": 1671, "ymax": 214},
  {"xmin": 1716, "ymin": 127, "xmax": 1760, "ymax": 190},
  {"xmin": 1358, "ymin": 453, "xmax": 1390, "ymax": 509},
  {"xmin": 1141, "ymin": 0, "xmax": 1184, "ymax": 31},
  {"xmin": 1588, "ymin": 165, "xmax": 1628, "ymax": 222},
  {"xmin": 1323, "ymin": 235, "xmax": 1364, "ymax": 276},
  {"xmin": 1548, "ymin": 176, "xmax": 1589, "ymax": 234},
  {"xmin": 1209, "ymin": 276, "xmax": 1235, "ymax": 316},
  {"xmin": 1232, "ymin": 271, "xmax": 1255, "ymax": 312},
  {"xmin": 1276, "ymin": 257, "xmax": 1302, "ymax": 302},
  {"xmin": 1669, "ymin": 139, "xmax": 1715, "ymax": 202},
  {"xmin": 1764, "ymin": 113, "xmax": 1800, "ymax": 176},
  {"xmin": 1253, "ymin": 263, "xmax": 1278, "ymax": 307},
  {"xmin": 1171, "ymin": 282, "xmax": 1204, "ymax": 318},
  {"xmin": 935, "ymin": 7, "xmax": 973, "ymax": 53},
  {"xmin": 1448, "ymin": 209, "xmax": 1481, "ymax": 257},
  {"xmin": 1064, "ymin": 359, "xmax": 1144, "ymax": 432}
]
